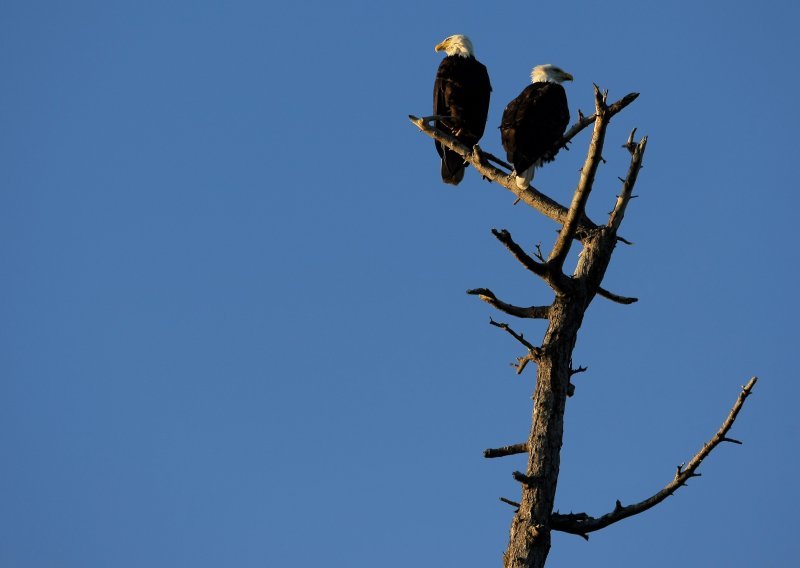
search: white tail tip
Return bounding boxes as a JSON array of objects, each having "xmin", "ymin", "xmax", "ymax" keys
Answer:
[{"xmin": 515, "ymin": 166, "xmax": 535, "ymax": 189}]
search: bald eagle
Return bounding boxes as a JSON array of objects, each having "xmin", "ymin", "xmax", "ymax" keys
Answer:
[
  {"xmin": 433, "ymin": 35, "xmax": 492, "ymax": 185},
  {"xmin": 500, "ymin": 64, "xmax": 573, "ymax": 189}
]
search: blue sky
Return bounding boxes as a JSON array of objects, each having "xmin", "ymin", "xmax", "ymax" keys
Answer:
[{"xmin": 2, "ymin": 1, "xmax": 798, "ymax": 566}]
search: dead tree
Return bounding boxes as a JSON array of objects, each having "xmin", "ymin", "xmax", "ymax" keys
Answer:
[{"xmin": 410, "ymin": 87, "xmax": 757, "ymax": 568}]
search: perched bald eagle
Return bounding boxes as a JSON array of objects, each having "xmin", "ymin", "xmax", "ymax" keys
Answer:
[
  {"xmin": 501, "ymin": 64, "xmax": 573, "ymax": 189},
  {"xmin": 433, "ymin": 35, "xmax": 492, "ymax": 185}
]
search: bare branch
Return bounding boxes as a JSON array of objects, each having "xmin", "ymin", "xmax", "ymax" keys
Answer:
[
  {"xmin": 488, "ymin": 318, "xmax": 542, "ymax": 376},
  {"xmin": 491, "ymin": 229, "xmax": 546, "ymax": 276},
  {"xmin": 473, "ymin": 144, "xmax": 512, "ymax": 170},
  {"xmin": 410, "ymin": 115, "xmax": 525, "ymax": 194},
  {"xmin": 597, "ymin": 286, "xmax": 638, "ymax": 305},
  {"xmin": 548, "ymin": 86, "xmax": 610, "ymax": 271},
  {"xmin": 567, "ymin": 363, "xmax": 587, "ymax": 397},
  {"xmin": 553, "ymin": 511, "xmax": 589, "ymax": 521},
  {"xmin": 608, "ymin": 136, "xmax": 648, "ymax": 231},
  {"xmin": 559, "ymin": 92, "xmax": 639, "ymax": 151},
  {"xmin": 409, "ymin": 94, "xmax": 638, "ymax": 236},
  {"xmin": 489, "ymin": 318, "xmax": 536, "ymax": 351},
  {"xmin": 513, "ymin": 471, "xmax": 539, "ymax": 487},
  {"xmin": 533, "ymin": 243, "xmax": 546, "ymax": 262},
  {"xmin": 500, "ymin": 497, "xmax": 521, "ymax": 510},
  {"xmin": 491, "ymin": 229, "xmax": 572, "ymax": 293},
  {"xmin": 467, "ymin": 288, "xmax": 551, "ymax": 319},
  {"xmin": 551, "ymin": 377, "xmax": 758, "ymax": 537},
  {"xmin": 485, "ymin": 443, "xmax": 529, "ymax": 458},
  {"xmin": 514, "ymin": 352, "xmax": 538, "ymax": 375},
  {"xmin": 407, "ymin": 147, "xmax": 559, "ymax": 234},
  {"xmin": 622, "ymin": 128, "xmax": 638, "ymax": 152}
]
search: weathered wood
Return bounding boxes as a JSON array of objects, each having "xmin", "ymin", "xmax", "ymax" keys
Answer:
[
  {"xmin": 504, "ymin": 91, "xmax": 619, "ymax": 568},
  {"xmin": 548, "ymin": 86, "xmax": 609, "ymax": 270},
  {"xmin": 409, "ymin": 84, "xmax": 755, "ymax": 567}
]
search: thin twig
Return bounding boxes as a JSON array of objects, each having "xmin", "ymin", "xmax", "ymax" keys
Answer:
[
  {"xmin": 487, "ymin": 318, "xmax": 541, "ymax": 375},
  {"xmin": 500, "ymin": 497, "xmax": 521, "ymax": 510},
  {"xmin": 489, "ymin": 318, "xmax": 536, "ymax": 351},
  {"xmin": 558, "ymin": 92, "xmax": 639, "ymax": 152},
  {"xmin": 533, "ymin": 243, "xmax": 546, "ymax": 262},
  {"xmin": 608, "ymin": 136, "xmax": 648, "ymax": 231},
  {"xmin": 597, "ymin": 287, "xmax": 638, "ymax": 305}
]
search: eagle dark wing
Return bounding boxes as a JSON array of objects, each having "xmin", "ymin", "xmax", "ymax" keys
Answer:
[{"xmin": 500, "ymin": 82, "xmax": 569, "ymax": 174}]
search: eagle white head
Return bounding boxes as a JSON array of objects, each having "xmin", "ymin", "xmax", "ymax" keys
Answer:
[
  {"xmin": 435, "ymin": 34, "xmax": 475, "ymax": 58},
  {"xmin": 531, "ymin": 64, "xmax": 574, "ymax": 84}
]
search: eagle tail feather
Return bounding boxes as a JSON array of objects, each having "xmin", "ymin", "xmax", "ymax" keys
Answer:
[
  {"xmin": 441, "ymin": 150, "xmax": 466, "ymax": 185},
  {"xmin": 515, "ymin": 165, "xmax": 535, "ymax": 190}
]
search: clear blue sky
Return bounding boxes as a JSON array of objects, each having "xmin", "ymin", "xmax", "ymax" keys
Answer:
[{"xmin": 2, "ymin": 1, "xmax": 798, "ymax": 566}]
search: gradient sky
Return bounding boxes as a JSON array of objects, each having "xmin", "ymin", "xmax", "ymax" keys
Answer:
[{"xmin": 2, "ymin": 1, "xmax": 798, "ymax": 566}]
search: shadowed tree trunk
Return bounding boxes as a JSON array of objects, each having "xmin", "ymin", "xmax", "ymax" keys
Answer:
[{"xmin": 410, "ymin": 86, "xmax": 756, "ymax": 568}]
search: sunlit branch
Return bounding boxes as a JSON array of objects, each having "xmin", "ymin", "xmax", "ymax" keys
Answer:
[{"xmin": 551, "ymin": 377, "xmax": 758, "ymax": 538}]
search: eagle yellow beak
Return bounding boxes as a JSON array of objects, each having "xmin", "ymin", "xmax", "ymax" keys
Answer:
[
  {"xmin": 563, "ymin": 72, "xmax": 574, "ymax": 82},
  {"xmin": 435, "ymin": 40, "xmax": 447, "ymax": 52}
]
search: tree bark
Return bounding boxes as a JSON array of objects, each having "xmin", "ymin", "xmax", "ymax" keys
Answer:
[
  {"xmin": 505, "ymin": 226, "xmax": 615, "ymax": 567},
  {"xmin": 410, "ymin": 86, "xmax": 756, "ymax": 568}
]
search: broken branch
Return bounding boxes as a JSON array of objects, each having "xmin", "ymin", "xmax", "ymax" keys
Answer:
[
  {"xmin": 484, "ymin": 443, "xmax": 529, "ymax": 458},
  {"xmin": 500, "ymin": 497, "xmax": 521, "ymax": 510}
]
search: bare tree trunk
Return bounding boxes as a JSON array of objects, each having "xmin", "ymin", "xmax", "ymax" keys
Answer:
[
  {"xmin": 505, "ymin": 229, "xmax": 615, "ymax": 568},
  {"xmin": 410, "ymin": 84, "xmax": 757, "ymax": 568}
]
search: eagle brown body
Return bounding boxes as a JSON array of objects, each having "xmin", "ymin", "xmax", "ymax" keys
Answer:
[{"xmin": 433, "ymin": 36, "xmax": 491, "ymax": 185}]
